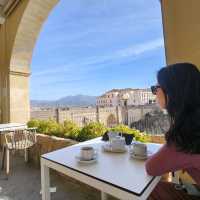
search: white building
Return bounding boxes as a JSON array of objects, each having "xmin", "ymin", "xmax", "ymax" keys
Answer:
[
  {"xmin": 97, "ymin": 88, "xmax": 156, "ymax": 107},
  {"xmin": 127, "ymin": 89, "xmax": 156, "ymax": 106},
  {"xmin": 96, "ymin": 89, "xmax": 120, "ymax": 107}
]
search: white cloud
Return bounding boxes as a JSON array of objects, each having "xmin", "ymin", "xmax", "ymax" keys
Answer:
[
  {"xmin": 32, "ymin": 38, "xmax": 164, "ymax": 78},
  {"xmin": 116, "ymin": 38, "xmax": 164, "ymax": 57}
]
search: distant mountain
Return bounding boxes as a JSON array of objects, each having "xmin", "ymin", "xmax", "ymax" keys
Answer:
[{"xmin": 31, "ymin": 95, "xmax": 97, "ymax": 107}]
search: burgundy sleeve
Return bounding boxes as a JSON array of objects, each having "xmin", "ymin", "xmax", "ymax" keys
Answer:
[{"xmin": 145, "ymin": 144, "xmax": 192, "ymax": 176}]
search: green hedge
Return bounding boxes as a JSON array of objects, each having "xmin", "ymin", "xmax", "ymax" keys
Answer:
[
  {"xmin": 63, "ymin": 120, "xmax": 80, "ymax": 140},
  {"xmin": 28, "ymin": 119, "xmax": 149, "ymax": 142},
  {"xmin": 77, "ymin": 122, "xmax": 106, "ymax": 142},
  {"xmin": 110, "ymin": 124, "xmax": 150, "ymax": 142}
]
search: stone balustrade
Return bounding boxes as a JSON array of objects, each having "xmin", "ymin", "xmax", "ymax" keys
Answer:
[{"xmin": 28, "ymin": 134, "xmax": 77, "ymax": 167}]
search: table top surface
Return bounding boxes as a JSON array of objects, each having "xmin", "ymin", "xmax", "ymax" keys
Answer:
[
  {"xmin": 42, "ymin": 138, "xmax": 162, "ymax": 196},
  {"xmin": 0, "ymin": 123, "xmax": 27, "ymax": 131}
]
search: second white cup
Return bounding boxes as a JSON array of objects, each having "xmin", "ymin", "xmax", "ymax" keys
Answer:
[
  {"xmin": 131, "ymin": 143, "xmax": 147, "ymax": 156},
  {"xmin": 80, "ymin": 146, "xmax": 96, "ymax": 160}
]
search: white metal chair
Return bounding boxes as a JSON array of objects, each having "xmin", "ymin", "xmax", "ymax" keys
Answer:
[{"xmin": 1, "ymin": 127, "xmax": 37, "ymax": 176}]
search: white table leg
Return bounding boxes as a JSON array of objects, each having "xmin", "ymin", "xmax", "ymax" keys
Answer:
[
  {"xmin": 101, "ymin": 192, "xmax": 108, "ymax": 200},
  {"xmin": 24, "ymin": 148, "xmax": 28, "ymax": 162},
  {"xmin": 6, "ymin": 149, "xmax": 9, "ymax": 175},
  {"xmin": 41, "ymin": 160, "xmax": 50, "ymax": 200}
]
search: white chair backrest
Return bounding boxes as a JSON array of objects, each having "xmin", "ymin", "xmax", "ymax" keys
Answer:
[{"xmin": 4, "ymin": 128, "xmax": 37, "ymax": 150}]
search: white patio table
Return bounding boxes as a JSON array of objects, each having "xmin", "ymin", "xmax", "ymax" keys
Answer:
[
  {"xmin": 0, "ymin": 123, "xmax": 27, "ymax": 147},
  {"xmin": 41, "ymin": 138, "xmax": 162, "ymax": 200},
  {"xmin": 0, "ymin": 123, "xmax": 27, "ymax": 132}
]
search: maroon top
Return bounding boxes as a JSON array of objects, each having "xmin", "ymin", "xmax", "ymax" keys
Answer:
[{"xmin": 145, "ymin": 144, "xmax": 200, "ymax": 185}]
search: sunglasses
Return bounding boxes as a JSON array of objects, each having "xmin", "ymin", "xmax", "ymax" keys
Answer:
[{"xmin": 151, "ymin": 85, "xmax": 161, "ymax": 95}]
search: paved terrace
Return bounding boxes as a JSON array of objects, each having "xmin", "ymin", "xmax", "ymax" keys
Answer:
[{"xmin": 0, "ymin": 153, "xmax": 116, "ymax": 200}]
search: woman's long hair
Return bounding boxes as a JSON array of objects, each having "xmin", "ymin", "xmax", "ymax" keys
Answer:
[{"xmin": 157, "ymin": 63, "xmax": 200, "ymax": 153}]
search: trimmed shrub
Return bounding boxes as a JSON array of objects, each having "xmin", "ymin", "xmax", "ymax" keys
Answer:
[
  {"xmin": 27, "ymin": 120, "xmax": 149, "ymax": 143},
  {"xmin": 77, "ymin": 122, "xmax": 107, "ymax": 142},
  {"xmin": 63, "ymin": 120, "xmax": 80, "ymax": 140},
  {"xmin": 29, "ymin": 119, "xmax": 64, "ymax": 137},
  {"xmin": 110, "ymin": 124, "xmax": 150, "ymax": 143},
  {"xmin": 27, "ymin": 119, "xmax": 40, "ymax": 128},
  {"xmin": 110, "ymin": 124, "xmax": 135, "ymax": 134}
]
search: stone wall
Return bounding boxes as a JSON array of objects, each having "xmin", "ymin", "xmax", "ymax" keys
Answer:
[
  {"xmin": 31, "ymin": 106, "xmax": 123, "ymax": 128},
  {"xmin": 31, "ymin": 109, "xmax": 57, "ymax": 121},
  {"xmin": 28, "ymin": 133, "xmax": 77, "ymax": 167}
]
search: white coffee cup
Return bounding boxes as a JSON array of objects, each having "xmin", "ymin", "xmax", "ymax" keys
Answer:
[
  {"xmin": 108, "ymin": 131, "xmax": 118, "ymax": 141},
  {"xmin": 131, "ymin": 143, "xmax": 147, "ymax": 156},
  {"xmin": 110, "ymin": 136, "xmax": 125, "ymax": 150},
  {"xmin": 80, "ymin": 146, "xmax": 96, "ymax": 160}
]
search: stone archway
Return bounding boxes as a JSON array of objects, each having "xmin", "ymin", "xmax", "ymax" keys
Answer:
[
  {"xmin": 107, "ymin": 114, "xmax": 117, "ymax": 128},
  {"xmin": 0, "ymin": 0, "xmax": 59, "ymax": 123},
  {"xmin": 2, "ymin": 0, "xmax": 200, "ymax": 123}
]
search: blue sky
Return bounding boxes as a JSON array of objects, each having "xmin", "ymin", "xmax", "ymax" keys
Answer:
[{"xmin": 31, "ymin": 0, "xmax": 166, "ymax": 100}]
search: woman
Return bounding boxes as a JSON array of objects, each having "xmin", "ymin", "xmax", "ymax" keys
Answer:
[{"xmin": 146, "ymin": 63, "xmax": 200, "ymax": 186}]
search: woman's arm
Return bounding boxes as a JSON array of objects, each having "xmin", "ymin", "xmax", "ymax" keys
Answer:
[{"xmin": 145, "ymin": 144, "xmax": 191, "ymax": 176}]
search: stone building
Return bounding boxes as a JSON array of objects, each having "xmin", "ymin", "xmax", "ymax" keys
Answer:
[
  {"xmin": 127, "ymin": 105, "xmax": 158, "ymax": 126},
  {"xmin": 127, "ymin": 89, "xmax": 156, "ymax": 106},
  {"xmin": 31, "ymin": 106, "xmax": 123, "ymax": 128},
  {"xmin": 31, "ymin": 104, "xmax": 158, "ymax": 128},
  {"xmin": 97, "ymin": 106, "xmax": 122, "ymax": 127},
  {"xmin": 97, "ymin": 88, "xmax": 156, "ymax": 107},
  {"xmin": 96, "ymin": 89, "xmax": 120, "ymax": 107},
  {"xmin": 58, "ymin": 107, "xmax": 97, "ymax": 127},
  {"xmin": 30, "ymin": 107, "xmax": 57, "ymax": 121}
]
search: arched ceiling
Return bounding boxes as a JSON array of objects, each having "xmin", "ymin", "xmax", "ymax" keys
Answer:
[{"xmin": 0, "ymin": 0, "xmax": 20, "ymax": 24}]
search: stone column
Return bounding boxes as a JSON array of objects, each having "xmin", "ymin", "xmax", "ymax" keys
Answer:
[
  {"xmin": 9, "ymin": 71, "xmax": 30, "ymax": 123},
  {"xmin": 96, "ymin": 106, "xmax": 100, "ymax": 123},
  {"xmin": 0, "ymin": 69, "xmax": 30, "ymax": 123},
  {"xmin": 0, "ymin": 22, "xmax": 9, "ymax": 123},
  {"xmin": 0, "ymin": 0, "xmax": 31, "ymax": 123}
]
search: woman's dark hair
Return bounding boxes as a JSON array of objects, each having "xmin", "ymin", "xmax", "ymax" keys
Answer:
[{"xmin": 157, "ymin": 62, "xmax": 200, "ymax": 153}]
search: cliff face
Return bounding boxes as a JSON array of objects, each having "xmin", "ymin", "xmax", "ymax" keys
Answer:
[{"xmin": 131, "ymin": 110, "xmax": 170, "ymax": 135}]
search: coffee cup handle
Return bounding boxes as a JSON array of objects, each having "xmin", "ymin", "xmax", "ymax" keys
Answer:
[
  {"xmin": 129, "ymin": 144, "xmax": 134, "ymax": 152},
  {"xmin": 94, "ymin": 149, "xmax": 98, "ymax": 155},
  {"xmin": 129, "ymin": 143, "xmax": 135, "ymax": 147}
]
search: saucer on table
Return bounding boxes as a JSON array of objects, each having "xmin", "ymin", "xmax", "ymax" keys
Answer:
[
  {"xmin": 75, "ymin": 154, "xmax": 98, "ymax": 164},
  {"xmin": 102, "ymin": 143, "xmax": 127, "ymax": 153},
  {"xmin": 130, "ymin": 151, "xmax": 153, "ymax": 160}
]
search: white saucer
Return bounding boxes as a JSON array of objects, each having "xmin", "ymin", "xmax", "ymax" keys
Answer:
[
  {"xmin": 75, "ymin": 154, "xmax": 97, "ymax": 164},
  {"xmin": 130, "ymin": 151, "xmax": 152, "ymax": 160},
  {"xmin": 130, "ymin": 153, "xmax": 148, "ymax": 160},
  {"xmin": 102, "ymin": 144, "xmax": 127, "ymax": 153}
]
